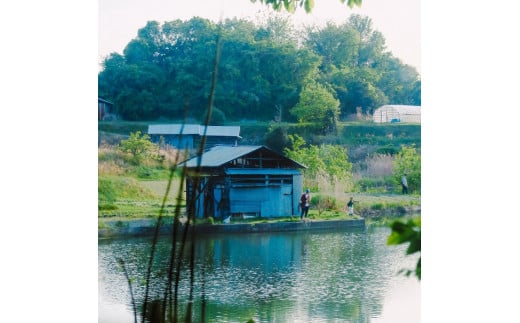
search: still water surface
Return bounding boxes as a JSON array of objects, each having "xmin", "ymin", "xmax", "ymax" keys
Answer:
[{"xmin": 99, "ymin": 225, "xmax": 420, "ymax": 322}]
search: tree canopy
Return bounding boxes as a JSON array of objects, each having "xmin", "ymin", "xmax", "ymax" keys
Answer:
[{"xmin": 98, "ymin": 15, "xmax": 420, "ymax": 122}]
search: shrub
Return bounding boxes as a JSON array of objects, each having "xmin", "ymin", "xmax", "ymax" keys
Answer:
[
  {"xmin": 98, "ymin": 204, "xmax": 118, "ymax": 211},
  {"xmin": 119, "ymin": 131, "xmax": 158, "ymax": 165},
  {"xmin": 284, "ymin": 135, "xmax": 353, "ymax": 191},
  {"xmin": 376, "ymin": 145, "xmax": 399, "ymax": 155},
  {"xmin": 353, "ymin": 177, "xmax": 394, "ymax": 193},
  {"xmin": 265, "ymin": 124, "xmax": 289, "ymax": 154},
  {"xmin": 396, "ymin": 205, "xmax": 407, "ymax": 214},
  {"xmin": 312, "ymin": 195, "xmax": 339, "ymax": 215},
  {"xmin": 393, "ymin": 144, "xmax": 421, "ymax": 193},
  {"xmin": 371, "ymin": 203, "xmax": 385, "ymax": 210},
  {"xmin": 135, "ymin": 166, "xmax": 162, "ymax": 180}
]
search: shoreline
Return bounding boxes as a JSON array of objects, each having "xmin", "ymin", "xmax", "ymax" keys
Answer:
[
  {"xmin": 98, "ymin": 204, "xmax": 420, "ymax": 238},
  {"xmin": 98, "ymin": 218, "xmax": 367, "ymax": 238}
]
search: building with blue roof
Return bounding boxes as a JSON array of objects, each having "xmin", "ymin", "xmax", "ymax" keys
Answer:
[
  {"xmin": 181, "ymin": 145, "xmax": 306, "ymax": 220},
  {"xmin": 147, "ymin": 124, "xmax": 241, "ymax": 150}
]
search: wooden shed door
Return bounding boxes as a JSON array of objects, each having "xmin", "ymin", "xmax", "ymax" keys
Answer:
[{"xmin": 229, "ymin": 184, "xmax": 293, "ymax": 217}]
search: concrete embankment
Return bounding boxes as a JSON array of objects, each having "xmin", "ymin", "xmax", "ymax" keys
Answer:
[{"xmin": 98, "ymin": 218, "xmax": 366, "ymax": 238}]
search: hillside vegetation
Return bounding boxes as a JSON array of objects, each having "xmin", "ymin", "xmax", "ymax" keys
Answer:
[{"xmin": 98, "ymin": 120, "xmax": 420, "ymax": 219}]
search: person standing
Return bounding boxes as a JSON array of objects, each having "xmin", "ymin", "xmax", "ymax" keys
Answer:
[
  {"xmin": 300, "ymin": 189, "xmax": 311, "ymax": 220},
  {"xmin": 401, "ymin": 174, "xmax": 408, "ymax": 194},
  {"xmin": 347, "ymin": 197, "xmax": 355, "ymax": 216}
]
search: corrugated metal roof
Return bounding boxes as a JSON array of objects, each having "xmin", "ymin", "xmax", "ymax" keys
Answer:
[
  {"xmin": 148, "ymin": 124, "xmax": 201, "ymax": 135},
  {"xmin": 183, "ymin": 145, "xmax": 262, "ymax": 167},
  {"xmin": 148, "ymin": 124, "xmax": 241, "ymax": 137},
  {"xmin": 202, "ymin": 126, "xmax": 241, "ymax": 137},
  {"xmin": 226, "ymin": 168, "xmax": 302, "ymax": 175}
]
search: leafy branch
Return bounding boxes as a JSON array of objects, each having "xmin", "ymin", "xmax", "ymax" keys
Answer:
[
  {"xmin": 251, "ymin": 0, "xmax": 362, "ymax": 13},
  {"xmin": 387, "ymin": 216, "xmax": 421, "ymax": 280}
]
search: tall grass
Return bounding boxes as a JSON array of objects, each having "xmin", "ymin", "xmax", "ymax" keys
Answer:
[
  {"xmin": 351, "ymin": 153, "xmax": 397, "ymax": 193},
  {"xmin": 365, "ymin": 154, "xmax": 394, "ymax": 177},
  {"xmin": 98, "ymin": 142, "xmax": 186, "ymax": 218}
]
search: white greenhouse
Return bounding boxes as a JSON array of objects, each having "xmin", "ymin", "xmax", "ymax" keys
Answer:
[{"xmin": 372, "ymin": 105, "xmax": 421, "ymax": 124}]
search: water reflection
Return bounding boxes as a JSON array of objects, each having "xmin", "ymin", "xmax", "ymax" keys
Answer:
[{"xmin": 99, "ymin": 226, "xmax": 419, "ymax": 322}]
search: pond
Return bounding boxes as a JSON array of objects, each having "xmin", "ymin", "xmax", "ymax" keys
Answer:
[{"xmin": 98, "ymin": 225, "xmax": 420, "ymax": 322}]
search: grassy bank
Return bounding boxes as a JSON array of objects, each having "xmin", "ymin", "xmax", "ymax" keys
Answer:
[{"xmin": 99, "ymin": 169, "xmax": 419, "ymax": 221}]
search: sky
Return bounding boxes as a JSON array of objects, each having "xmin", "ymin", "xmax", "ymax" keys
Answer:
[{"xmin": 98, "ymin": 0, "xmax": 421, "ymax": 72}]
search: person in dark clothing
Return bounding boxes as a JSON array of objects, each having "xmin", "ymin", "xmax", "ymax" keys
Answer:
[
  {"xmin": 401, "ymin": 174, "xmax": 408, "ymax": 194},
  {"xmin": 347, "ymin": 197, "xmax": 355, "ymax": 216},
  {"xmin": 300, "ymin": 189, "xmax": 311, "ymax": 220}
]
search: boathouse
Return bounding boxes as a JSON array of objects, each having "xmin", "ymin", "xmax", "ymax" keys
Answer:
[{"xmin": 181, "ymin": 145, "xmax": 306, "ymax": 220}]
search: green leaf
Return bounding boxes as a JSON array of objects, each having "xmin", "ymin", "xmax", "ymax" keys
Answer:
[
  {"xmin": 348, "ymin": 0, "xmax": 362, "ymax": 7},
  {"xmin": 304, "ymin": 0, "xmax": 315, "ymax": 12},
  {"xmin": 406, "ymin": 238, "xmax": 421, "ymax": 255},
  {"xmin": 387, "ymin": 217, "xmax": 421, "ymax": 280}
]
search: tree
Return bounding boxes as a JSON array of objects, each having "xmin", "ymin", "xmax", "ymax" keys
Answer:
[
  {"xmin": 119, "ymin": 131, "xmax": 158, "ymax": 165},
  {"xmin": 319, "ymin": 144, "xmax": 353, "ymax": 184},
  {"xmin": 348, "ymin": 14, "xmax": 386, "ymax": 67},
  {"xmin": 393, "ymin": 144, "xmax": 421, "ymax": 193},
  {"xmin": 303, "ymin": 18, "xmax": 391, "ymax": 116},
  {"xmin": 255, "ymin": 41, "xmax": 321, "ymax": 122},
  {"xmin": 98, "ymin": 15, "xmax": 419, "ymax": 122},
  {"xmin": 289, "ymin": 80, "xmax": 340, "ymax": 134},
  {"xmin": 255, "ymin": 14, "xmax": 298, "ymax": 45},
  {"xmin": 342, "ymin": 66, "xmax": 388, "ymax": 116},
  {"xmin": 374, "ymin": 53, "xmax": 420, "ymax": 106},
  {"xmin": 305, "ymin": 22, "xmax": 360, "ymax": 69},
  {"xmin": 265, "ymin": 124, "xmax": 290, "ymax": 153},
  {"xmin": 202, "ymin": 106, "xmax": 226, "ymax": 125}
]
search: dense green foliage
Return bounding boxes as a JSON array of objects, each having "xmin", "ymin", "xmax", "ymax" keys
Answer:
[
  {"xmin": 99, "ymin": 15, "xmax": 420, "ymax": 123},
  {"xmin": 392, "ymin": 144, "xmax": 421, "ymax": 193},
  {"xmin": 290, "ymin": 80, "xmax": 340, "ymax": 134},
  {"xmin": 341, "ymin": 123, "xmax": 421, "ymax": 155},
  {"xmin": 284, "ymin": 134, "xmax": 352, "ymax": 190}
]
